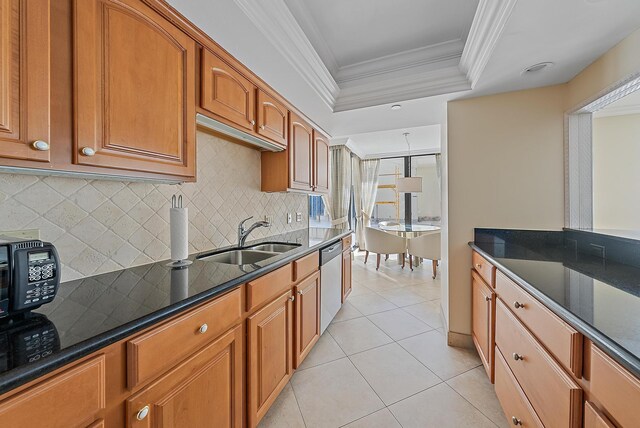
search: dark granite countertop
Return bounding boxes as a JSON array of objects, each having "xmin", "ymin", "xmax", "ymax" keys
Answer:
[
  {"xmin": 470, "ymin": 229, "xmax": 640, "ymax": 378},
  {"xmin": 0, "ymin": 227, "xmax": 350, "ymax": 396}
]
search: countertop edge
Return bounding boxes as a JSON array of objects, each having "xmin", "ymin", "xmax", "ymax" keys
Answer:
[
  {"xmin": 469, "ymin": 242, "xmax": 640, "ymax": 379},
  {"xmin": 0, "ymin": 230, "xmax": 351, "ymax": 397}
]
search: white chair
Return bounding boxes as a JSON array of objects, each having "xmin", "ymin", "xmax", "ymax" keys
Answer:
[
  {"xmin": 377, "ymin": 221, "xmax": 400, "ymax": 260},
  {"xmin": 407, "ymin": 232, "xmax": 441, "ymax": 278},
  {"xmin": 363, "ymin": 227, "xmax": 407, "ymax": 270}
]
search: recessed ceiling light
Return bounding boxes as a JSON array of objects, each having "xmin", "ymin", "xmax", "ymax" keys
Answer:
[
  {"xmin": 522, "ymin": 62, "xmax": 554, "ymax": 75},
  {"xmin": 391, "ymin": 104, "xmax": 402, "ymax": 110}
]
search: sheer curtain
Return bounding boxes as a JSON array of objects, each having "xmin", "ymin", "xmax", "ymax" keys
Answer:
[
  {"xmin": 323, "ymin": 146, "xmax": 352, "ymax": 228},
  {"xmin": 359, "ymin": 159, "xmax": 380, "ymax": 249},
  {"xmin": 351, "ymin": 155, "xmax": 363, "ymax": 246}
]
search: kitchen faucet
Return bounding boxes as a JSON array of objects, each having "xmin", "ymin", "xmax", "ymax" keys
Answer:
[{"xmin": 237, "ymin": 216, "xmax": 271, "ymax": 248}]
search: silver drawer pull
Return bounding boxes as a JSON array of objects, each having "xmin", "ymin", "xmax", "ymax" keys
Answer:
[
  {"xmin": 513, "ymin": 301, "xmax": 525, "ymax": 309},
  {"xmin": 513, "ymin": 353, "xmax": 524, "ymax": 361},
  {"xmin": 475, "ymin": 263, "xmax": 482, "ymax": 269},
  {"xmin": 136, "ymin": 405, "xmax": 150, "ymax": 421},
  {"xmin": 32, "ymin": 140, "xmax": 50, "ymax": 151},
  {"xmin": 198, "ymin": 323, "xmax": 208, "ymax": 334},
  {"xmin": 512, "ymin": 416, "xmax": 522, "ymax": 425}
]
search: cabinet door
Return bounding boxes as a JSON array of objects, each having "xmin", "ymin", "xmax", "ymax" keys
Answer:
[
  {"xmin": 472, "ymin": 271, "xmax": 494, "ymax": 382},
  {"xmin": 127, "ymin": 325, "xmax": 243, "ymax": 428},
  {"xmin": 74, "ymin": 0, "xmax": 196, "ymax": 177},
  {"xmin": 257, "ymin": 89, "xmax": 287, "ymax": 148},
  {"xmin": 342, "ymin": 249, "xmax": 352, "ymax": 303},
  {"xmin": 288, "ymin": 112, "xmax": 313, "ymax": 191},
  {"xmin": 201, "ymin": 48, "xmax": 256, "ymax": 132},
  {"xmin": 313, "ymin": 130, "xmax": 330, "ymax": 193},
  {"xmin": 294, "ymin": 271, "xmax": 320, "ymax": 368},
  {"xmin": 247, "ymin": 290, "xmax": 294, "ymax": 427},
  {"xmin": 0, "ymin": 0, "xmax": 51, "ymax": 163}
]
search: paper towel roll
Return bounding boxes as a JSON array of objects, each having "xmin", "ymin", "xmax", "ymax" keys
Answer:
[{"xmin": 170, "ymin": 207, "xmax": 189, "ymax": 261}]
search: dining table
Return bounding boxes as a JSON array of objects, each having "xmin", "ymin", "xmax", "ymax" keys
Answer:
[{"xmin": 377, "ymin": 223, "xmax": 441, "ymax": 266}]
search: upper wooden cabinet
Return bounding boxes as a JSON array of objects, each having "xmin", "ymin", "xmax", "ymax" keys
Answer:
[
  {"xmin": 201, "ymin": 48, "xmax": 256, "ymax": 132},
  {"xmin": 313, "ymin": 130, "xmax": 330, "ymax": 193},
  {"xmin": 0, "ymin": 0, "xmax": 51, "ymax": 163},
  {"xmin": 74, "ymin": 0, "xmax": 196, "ymax": 178},
  {"xmin": 289, "ymin": 112, "xmax": 313, "ymax": 191},
  {"xmin": 257, "ymin": 89, "xmax": 287, "ymax": 148}
]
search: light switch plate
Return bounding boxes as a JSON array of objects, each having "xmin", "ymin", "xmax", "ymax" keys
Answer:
[
  {"xmin": 264, "ymin": 215, "xmax": 272, "ymax": 225},
  {"xmin": 296, "ymin": 212, "xmax": 302, "ymax": 222},
  {"xmin": 287, "ymin": 213, "xmax": 292, "ymax": 224},
  {"xmin": 0, "ymin": 229, "xmax": 40, "ymax": 240}
]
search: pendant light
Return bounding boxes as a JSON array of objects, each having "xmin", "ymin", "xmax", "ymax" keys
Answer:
[{"xmin": 396, "ymin": 133, "xmax": 423, "ymax": 193}]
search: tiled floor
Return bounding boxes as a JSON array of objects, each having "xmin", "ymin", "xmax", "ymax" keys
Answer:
[{"xmin": 258, "ymin": 253, "xmax": 508, "ymax": 428}]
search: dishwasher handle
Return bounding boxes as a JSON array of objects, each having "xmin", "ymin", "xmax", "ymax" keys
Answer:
[{"xmin": 320, "ymin": 241, "xmax": 343, "ymax": 265}]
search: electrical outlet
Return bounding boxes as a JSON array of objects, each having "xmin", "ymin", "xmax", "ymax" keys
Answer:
[
  {"xmin": 296, "ymin": 212, "xmax": 302, "ymax": 222},
  {"xmin": 0, "ymin": 229, "xmax": 40, "ymax": 240},
  {"xmin": 264, "ymin": 215, "xmax": 272, "ymax": 225},
  {"xmin": 287, "ymin": 213, "xmax": 292, "ymax": 224}
]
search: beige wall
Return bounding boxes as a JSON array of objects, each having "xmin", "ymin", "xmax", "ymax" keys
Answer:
[
  {"xmin": 444, "ymin": 27, "xmax": 640, "ymax": 338},
  {"xmin": 0, "ymin": 132, "xmax": 308, "ymax": 282},
  {"xmin": 593, "ymin": 113, "xmax": 640, "ymax": 230},
  {"xmin": 446, "ymin": 85, "xmax": 566, "ymax": 335}
]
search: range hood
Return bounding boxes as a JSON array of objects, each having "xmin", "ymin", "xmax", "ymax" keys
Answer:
[{"xmin": 196, "ymin": 114, "xmax": 284, "ymax": 152}]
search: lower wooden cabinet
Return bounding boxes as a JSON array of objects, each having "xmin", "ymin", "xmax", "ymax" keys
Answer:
[
  {"xmin": 342, "ymin": 249, "xmax": 352, "ymax": 303},
  {"xmin": 247, "ymin": 290, "xmax": 294, "ymax": 427},
  {"xmin": 471, "ymin": 270, "xmax": 495, "ymax": 382},
  {"xmin": 0, "ymin": 355, "xmax": 106, "ymax": 428},
  {"xmin": 294, "ymin": 271, "xmax": 321, "ymax": 368},
  {"xmin": 584, "ymin": 401, "xmax": 615, "ymax": 428},
  {"xmin": 126, "ymin": 325, "xmax": 243, "ymax": 428}
]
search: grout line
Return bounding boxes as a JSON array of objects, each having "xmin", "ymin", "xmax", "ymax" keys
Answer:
[
  {"xmin": 444, "ymin": 378, "xmax": 501, "ymax": 427},
  {"xmin": 287, "ymin": 381, "xmax": 309, "ymax": 428}
]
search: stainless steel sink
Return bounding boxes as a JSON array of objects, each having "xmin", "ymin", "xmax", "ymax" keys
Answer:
[
  {"xmin": 247, "ymin": 243, "xmax": 301, "ymax": 253},
  {"xmin": 198, "ymin": 249, "xmax": 279, "ymax": 265}
]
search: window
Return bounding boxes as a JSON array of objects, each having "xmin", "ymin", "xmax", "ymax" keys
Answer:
[
  {"xmin": 309, "ymin": 195, "xmax": 331, "ymax": 228},
  {"xmin": 411, "ymin": 155, "xmax": 441, "ymax": 225},
  {"xmin": 372, "ymin": 157, "xmax": 405, "ymax": 225}
]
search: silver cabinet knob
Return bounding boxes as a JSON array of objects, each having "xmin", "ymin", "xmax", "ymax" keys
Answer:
[
  {"xmin": 289, "ymin": 295, "xmax": 295, "ymax": 302},
  {"xmin": 260, "ymin": 124, "xmax": 265, "ymax": 130},
  {"xmin": 513, "ymin": 353, "xmax": 524, "ymax": 361},
  {"xmin": 475, "ymin": 263, "xmax": 482, "ymax": 269},
  {"xmin": 136, "ymin": 405, "xmax": 150, "ymax": 421},
  {"xmin": 32, "ymin": 140, "xmax": 50, "ymax": 151},
  {"xmin": 485, "ymin": 296, "xmax": 491, "ymax": 302},
  {"xmin": 251, "ymin": 120, "xmax": 256, "ymax": 126},
  {"xmin": 81, "ymin": 147, "xmax": 96, "ymax": 156},
  {"xmin": 513, "ymin": 301, "xmax": 525, "ymax": 309},
  {"xmin": 199, "ymin": 323, "xmax": 208, "ymax": 334},
  {"xmin": 297, "ymin": 290, "xmax": 303, "ymax": 295},
  {"xmin": 512, "ymin": 416, "xmax": 522, "ymax": 425}
]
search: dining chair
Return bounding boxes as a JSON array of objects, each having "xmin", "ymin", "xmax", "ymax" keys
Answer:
[
  {"xmin": 407, "ymin": 231, "xmax": 441, "ymax": 278},
  {"xmin": 377, "ymin": 221, "xmax": 400, "ymax": 260},
  {"xmin": 363, "ymin": 227, "xmax": 407, "ymax": 270}
]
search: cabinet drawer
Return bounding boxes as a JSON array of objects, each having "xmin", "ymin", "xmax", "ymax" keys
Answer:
[
  {"xmin": 0, "ymin": 355, "xmax": 106, "ymax": 428},
  {"xmin": 495, "ymin": 300, "xmax": 582, "ymax": 427},
  {"xmin": 494, "ymin": 349, "xmax": 543, "ymax": 428},
  {"xmin": 588, "ymin": 343, "xmax": 640, "ymax": 428},
  {"xmin": 584, "ymin": 401, "xmax": 615, "ymax": 428},
  {"xmin": 495, "ymin": 270, "xmax": 582, "ymax": 376},
  {"xmin": 247, "ymin": 264, "xmax": 293, "ymax": 312},
  {"xmin": 342, "ymin": 235, "xmax": 352, "ymax": 249},
  {"xmin": 472, "ymin": 251, "xmax": 495, "ymax": 287},
  {"xmin": 293, "ymin": 252, "xmax": 319, "ymax": 282},
  {"xmin": 127, "ymin": 288, "xmax": 242, "ymax": 388}
]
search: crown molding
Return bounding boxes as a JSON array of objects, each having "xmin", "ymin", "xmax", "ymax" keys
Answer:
[
  {"xmin": 459, "ymin": 0, "xmax": 518, "ymax": 87},
  {"xmin": 232, "ymin": 0, "xmax": 339, "ymax": 108},
  {"xmin": 335, "ymin": 39, "xmax": 465, "ymax": 85},
  {"xmin": 334, "ymin": 66, "xmax": 471, "ymax": 112}
]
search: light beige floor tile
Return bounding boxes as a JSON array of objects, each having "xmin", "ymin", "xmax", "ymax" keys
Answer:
[
  {"xmin": 297, "ymin": 331, "xmax": 346, "ymax": 370},
  {"xmin": 342, "ymin": 408, "xmax": 402, "ymax": 428},
  {"xmin": 377, "ymin": 287, "xmax": 427, "ymax": 307},
  {"xmin": 350, "ymin": 343, "xmax": 442, "ymax": 405},
  {"xmin": 399, "ymin": 330, "xmax": 482, "ymax": 380},
  {"xmin": 388, "ymin": 383, "xmax": 496, "ymax": 428},
  {"xmin": 332, "ymin": 301, "xmax": 364, "ymax": 323},
  {"xmin": 367, "ymin": 308, "xmax": 433, "ymax": 341},
  {"xmin": 405, "ymin": 284, "xmax": 441, "ymax": 300},
  {"xmin": 328, "ymin": 317, "xmax": 393, "ymax": 355},
  {"xmin": 258, "ymin": 383, "xmax": 305, "ymax": 428},
  {"xmin": 349, "ymin": 282, "xmax": 375, "ymax": 297},
  {"xmin": 291, "ymin": 358, "xmax": 384, "ymax": 428},
  {"xmin": 447, "ymin": 366, "xmax": 510, "ymax": 428},
  {"xmin": 347, "ymin": 293, "xmax": 397, "ymax": 315},
  {"xmin": 402, "ymin": 300, "xmax": 443, "ymax": 328}
]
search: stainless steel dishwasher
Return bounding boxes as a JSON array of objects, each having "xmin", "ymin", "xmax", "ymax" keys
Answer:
[{"xmin": 320, "ymin": 241, "xmax": 343, "ymax": 334}]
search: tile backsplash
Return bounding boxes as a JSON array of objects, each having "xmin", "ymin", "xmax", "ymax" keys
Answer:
[{"xmin": 0, "ymin": 132, "xmax": 308, "ymax": 281}]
